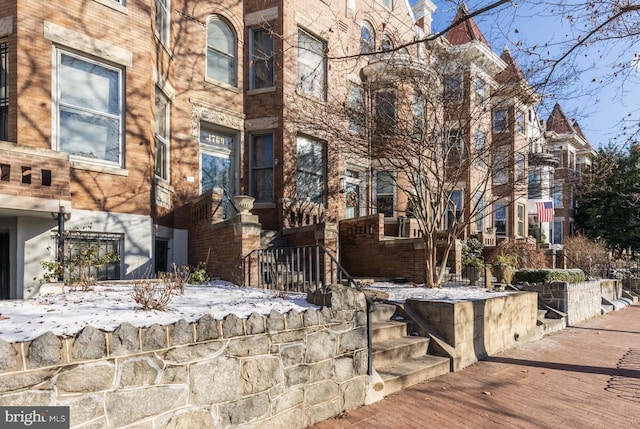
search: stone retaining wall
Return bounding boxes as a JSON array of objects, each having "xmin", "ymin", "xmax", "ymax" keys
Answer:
[
  {"xmin": 0, "ymin": 285, "xmax": 369, "ymax": 429},
  {"xmin": 521, "ymin": 281, "xmax": 602, "ymax": 326},
  {"xmin": 405, "ymin": 292, "xmax": 538, "ymax": 370}
]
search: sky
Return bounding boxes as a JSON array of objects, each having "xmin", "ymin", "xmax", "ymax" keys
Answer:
[
  {"xmin": 0, "ymin": 281, "xmax": 508, "ymax": 342},
  {"xmin": 424, "ymin": 0, "xmax": 640, "ymax": 148}
]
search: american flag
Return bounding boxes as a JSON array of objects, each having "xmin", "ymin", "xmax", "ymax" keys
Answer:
[{"xmin": 536, "ymin": 201, "xmax": 554, "ymax": 223}]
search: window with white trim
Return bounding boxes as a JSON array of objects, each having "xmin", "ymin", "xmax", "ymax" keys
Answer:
[
  {"xmin": 374, "ymin": 90, "xmax": 396, "ymax": 135},
  {"xmin": 207, "ymin": 16, "xmax": 237, "ymax": 86},
  {"xmin": 446, "ymin": 190, "xmax": 463, "ymax": 228},
  {"xmin": 296, "ymin": 135, "xmax": 326, "ymax": 204},
  {"xmin": 297, "ymin": 29, "xmax": 326, "ymax": 100},
  {"xmin": 155, "ymin": 0, "xmax": 170, "ymax": 46},
  {"xmin": 553, "ymin": 183, "xmax": 563, "ymax": 208},
  {"xmin": 154, "ymin": 88, "xmax": 169, "ymax": 180},
  {"xmin": 56, "ymin": 50, "xmax": 123, "ymax": 166},
  {"xmin": 516, "ymin": 110, "xmax": 525, "ymax": 134},
  {"xmin": 250, "ymin": 133, "xmax": 274, "ymax": 202},
  {"xmin": 517, "ymin": 203, "xmax": 525, "ymax": 237},
  {"xmin": 475, "ymin": 78, "xmax": 486, "ymax": 106},
  {"xmin": 249, "ymin": 26, "xmax": 274, "ymax": 89},
  {"xmin": 493, "ymin": 108, "xmax": 507, "ymax": 132},
  {"xmin": 516, "ymin": 153, "xmax": 525, "ymax": 181}
]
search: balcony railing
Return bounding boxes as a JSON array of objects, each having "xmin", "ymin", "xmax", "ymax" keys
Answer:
[{"xmin": 0, "ymin": 142, "xmax": 71, "ymax": 213}]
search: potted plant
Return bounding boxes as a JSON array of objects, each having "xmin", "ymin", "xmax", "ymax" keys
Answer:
[
  {"xmin": 462, "ymin": 239, "xmax": 484, "ymax": 286},
  {"xmin": 491, "ymin": 251, "xmax": 517, "ymax": 284}
]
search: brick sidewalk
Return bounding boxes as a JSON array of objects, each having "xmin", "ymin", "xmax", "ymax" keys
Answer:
[{"xmin": 312, "ymin": 305, "xmax": 640, "ymax": 429}]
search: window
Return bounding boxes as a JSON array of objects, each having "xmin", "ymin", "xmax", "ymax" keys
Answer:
[
  {"xmin": 569, "ymin": 151, "xmax": 576, "ymax": 171},
  {"xmin": 446, "ymin": 190, "xmax": 463, "ymax": 228},
  {"xmin": 382, "ymin": 0, "xmax": 393, "ymax": 10},
  {"xmin": 375, "ymin": 170, "xmax": 395, "ymax": 217},
  {"xmin": 296, "ymin": 135, "xmax": 326, "ymax": 204},
  {"xmin": 155, "ymin": 0, "xmax": 170, "ymax": 46},
  {"xmin": 412, "ymin": 94, "xmax": 425, "ymax": 139},
  {"xmin": 154, "ymin": 88, "xmax": 169, "ymax": 180},
  {"xmin": 475, "ymin": 78, "xmax": 486, "ymax": 106},
  {"xmin": 528, "ymin": 171, "xmax": 541, "ymax": 199},
  {"xmin": 297, "ymin": 29, "xmax": 326, "ymax": 100},
  {"xmin": 495, "ymin": 203, "xmax": 507, "ymax": 235},
  {"xmin": 374, "ymin": 90, "xmax": 396, "ymax": 135},
  {"xmin": 517, "ymin": 203, "xmax": 525, "ymax": 237},
  {"xmin": 63, "ymin": 231, "xmax": 122, "ymax": 281},
  {"xmin": 249, "ymin": 26, "xmax": 274, "ymax": 89},
  {"xmin": 56, "ymin": 50, "xmax": 123, "ymax": 166},
  {"xmin": 493, "ymin": 108, "xmax": 507, "ymax": 132},
  {"xmin": 381, "ymin": 35, "xmax": 393, "ymax": 51},
  {"xmin": 199, "ymin": 123, "xmax": 235, "ymax": 203},
  {"xmin": 207, "ymin": 17, "xmax": 237, "ymax": 86},
  {"xmin": 474, "ymin": 130, "xmax": 486, "ymax": 152},
  {"xmin": 444, "ymin": 74, "xmax": 462, "ymax": 103},
  {"xmin": 516, "ymin": 153, "xmax": 525, "ymax": 181},
  {"xmin": 516, "ymin": 110, "xmax": 524, "ymax": 134},
  {"xmin": 360, "ymin": 21, "xmax": 375, "ymax": 54},
  {"xmin": 348, "ymin": 83, "xmax": 364, "ymax": 133},
  {"xmin": 0, "ymin": 42, "xmax": 7, "ymax": 141},
  {"xmin": 250, "ymin": 133, "xmax": 274, "ymax": 202},
  {"xmin": 553, "ymin": 220, "xmax": 563, "ymax": 244},
  {"xmin": 474, "ymin": 193, "xmax": 485, "ymax": 233},
  {"xmin": 553, "ymin": 183, "xmax": 563, "ymax": 208},
  {"xmin": 446, "ymin": 129, "xmax": 463, "ymax": 166},
  {"xmin": 493, "ymin": 152, "xmax": 508, "ymax": 184}
]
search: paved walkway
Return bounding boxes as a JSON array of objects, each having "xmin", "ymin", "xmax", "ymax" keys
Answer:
[{"xmin": 312, "ymin": 304, "xmax": 640, "ymax": 429}]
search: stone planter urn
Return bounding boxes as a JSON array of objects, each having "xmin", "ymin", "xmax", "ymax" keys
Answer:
[
  {"xmin": 233, "ymin": 195, "xmax": 255, "ymax": 214},
  {"xmin": 493, "ymin": 264, "xmax": 514, "ymax": 285}
]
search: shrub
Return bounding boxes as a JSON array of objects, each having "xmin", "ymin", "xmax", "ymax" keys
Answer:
[
  {"xmin": 563, "ymin": 235, "xmax": 610, "ymax": 278},
  {"xmin": 485, "ymin": 240, "xmax": 546, "ymax": 270},
  {"xmin": 462, "ymin": 238, "xmax": 484, "ymax": 267},
  {"xmin": 189, "ymin": 261, "xmax": 211, "ymax": 285},
  {"xmin": 513, "ymin": 268, "xmax": 586, "ymax": 284},
  {"xmin": 131, "ymin": 279, "xmax": 173, "ymax": 311}
]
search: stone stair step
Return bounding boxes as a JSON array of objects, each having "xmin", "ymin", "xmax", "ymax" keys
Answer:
[
  {"xmin": 371, "ymin": 303, "xmax": 398, "ymax": 323},
  {"xmin": 377, "ymin": 355, "xmax": 451, "ymax": 397},
  {"xmin": 372, "ymin": 321, "xmax": 408, "ymax": 343},
  {"xmin": 372, "ymin": 336, "xmax": 430, "ymax": 368}
]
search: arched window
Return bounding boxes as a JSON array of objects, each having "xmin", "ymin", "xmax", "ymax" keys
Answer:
[
  {"xmin": 360, "ymin": 21, "xmax": 375, "ymax": 54},
  {"xmin": 381, "ymin": 35, "xmax": 393, "ymax": 51},
  {"xmin": 207, "ymin": 17, "xmax": 237, "ymax": 86}
]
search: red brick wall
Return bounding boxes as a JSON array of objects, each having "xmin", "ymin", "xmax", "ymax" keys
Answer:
[{"xmin": 340, "ymin": 215, "xmax": 427, "ymax": 283}]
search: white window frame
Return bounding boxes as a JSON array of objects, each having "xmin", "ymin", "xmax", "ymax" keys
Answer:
[
  {"xmin": 55, "ymin": 49, "xmax": 124, "ymax": 167},
  {"xmin": 296, "ymin": 135, "xmax": 326, "ymax": 205},
  {"xmin": 155, "ymin": 0, "xmax": 170, "ymax": 47},
  {"xmin": 553, "ymin": 183, "xmax": 564, "ymax": 208},
  {"xmin": 495, "ymin": 202, "xmax": 507, "ymax": 235},
  {"xmin": 250, "ymin": 133, "xmax": 275, "ymax": 203},
  {"xmin": 297, "ymin": 29, "xmax": 327, "ymax": 100},
  {"xmin": 517, "ymin": 203, "xmax": 525, "ymax": 237},
  {"xmin": 516, "ymin": 110, "xmax": 525, "ymax": 134},
  {"xmin": 206, "ymin": 16, "xmax": 237, "ymax": 87},
  {"xmin": 249, "ymin": 25, "xmax": 274, "ymax": 89},
  {"xmin": 154, "ymin": 88, "xmax": 170, "ymax": 180},
  {"xmin": 493, "ymin": 108, "xmax": 507, "ymax": 132}
]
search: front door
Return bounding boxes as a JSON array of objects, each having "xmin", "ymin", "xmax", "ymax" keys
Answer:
[
  {"xmin": 345, "ymin": 169, "xmax": 362, "ymax": 219},
  {"xmin": 200, "ymin": 123, "xmax": 236, "ymax": 218},
  {"xmin": 0, "ymin": 232, "xmax": 9, "ymax": 299}
]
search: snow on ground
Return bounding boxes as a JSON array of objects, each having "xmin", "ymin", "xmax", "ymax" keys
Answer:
[
  {"xmin": 0, "ymin": 281, "xmax": 512, "ymax": 343},
  {"xmin": 0, "ymin": 281, "xmax": 317, "ymax": 343},
  {"xmin": 364, "ymin": 282, "xmax": 512, "ymax": 302}
]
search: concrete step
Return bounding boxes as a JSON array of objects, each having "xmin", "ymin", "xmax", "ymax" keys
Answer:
[
  {"xmin": 372, "ymin": 321, "xmax": 408, "ymax": 343},
  {"xmin": 371, "ymin": 303, "xmax": 398, "ymax": 323},
  {"xmin": 377, "ymin": 355, "xmax": 451, "ymax": 397},
  {"xmin": 372, "ymin": 336, "xmax": 430, "ymax": 368}
]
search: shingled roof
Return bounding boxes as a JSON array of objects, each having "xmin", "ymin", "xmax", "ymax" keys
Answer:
[
  {"xmin": 445, "ymin": 5, "xmax": 489, "ymax": 46},
  {"xmin": 495, "ymin": 46, "xmax": 526, "ymax": 84},
  {"xmin": 546, "ymin": 103, "xmax": 575, "ymax": 134}
]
